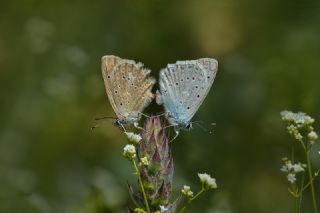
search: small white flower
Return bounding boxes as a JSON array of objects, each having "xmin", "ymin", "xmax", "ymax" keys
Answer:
[
  {"xmin": 123, "ymin": 144, "xmax": 136, "ymax": 160},
  {"xmin": 140, "ymin": 156, "xmax": 149, "ymax": 166},
  {"xmin": 198, "ymin": 173, "xmax": 217, "ymax": 189},
  {"xmin": 125, "ymin": 132, "xmax": 142, "ymax": 144},
  {"xmin": 308, "ymin": 131, "xmax": 318, "ymax": 142},
  {"xmin": 287, "ymin": 173, "xmax": 296, "ymax": 183},
  {"xmin": 181, "ymin": 185, "xmax": 194, "ymax": 198},
  {"xmin": 280, "ymin": 165, "xmax": 288, "ymax": 172},
  {"xmin": 292, "ymin": 164, "xmax": 304, "ymax": 173},
  {"xmin": 281, "ymin": 111, "xmax": 314, "ymax": 125},
  {"xmin": 159, "ymin": 205, "xmax": 168, "ymax": 212}
]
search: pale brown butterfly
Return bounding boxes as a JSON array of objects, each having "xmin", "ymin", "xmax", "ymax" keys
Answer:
[{"xmin": 101, "ymin": 55, "xmax": 156, "ymax": 129}]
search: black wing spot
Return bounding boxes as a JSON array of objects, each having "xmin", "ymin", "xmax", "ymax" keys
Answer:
[
  {"xmin": 122, "ymin": 76, "xmax": 125, "ymax": 79},
  {"xmin": 187, "ymin": 77, "xmax": 190, "ymax": 80},
  {"xmin": 176, "ymin": 82, "xmax": 179, "ymax": 85},
  {"xmin": 192, "ymin": 77, "xmax": 195, "ymax": 80},
  {"xmin": 195, "ymin": 85, "xmax": 198, "ymax": 89},
  {"xmin": 187, "ymin": 106, "xmax": 190, "ymax": 110},
  {"xmin": 115, "ymin": 90, "xmax": 118, "ymax": 94},
  {"xmin": 107, "ymin": 75, "xmax": 111, "ymax": 79},
  {"xmin": 197, "ymin": 94, "xmax": 200, "ymax": 98},
  {"xmin": 120, "ymin": 103, "xmax": 123, "ymax": 106},
  {"xmin": 207, "ymin": 76, "xmax": 210, "ymax": 79},
  {"xmin": 134, "ymin": 86, "xmax": 137, "ymax": 89},
  {"xmin": 181, "ymin": 79, "xmax": 184, "ymax": 82}
]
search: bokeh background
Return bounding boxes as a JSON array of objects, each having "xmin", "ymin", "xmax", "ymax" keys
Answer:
[{"xmin": 1, "ymin": 0, "xmax": 320, "ymax": 212}]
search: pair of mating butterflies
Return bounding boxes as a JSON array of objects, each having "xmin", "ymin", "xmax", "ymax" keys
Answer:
[{"xmin": 101, "ymin": 55, "xmax": 218, "ymax": 135}]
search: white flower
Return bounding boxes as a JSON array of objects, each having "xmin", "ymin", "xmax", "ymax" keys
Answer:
[
  {"xmin": 280, "ymin": 159, "xmax": 305, "ymax": 174},
  {"xmin": 125, "ymin": 132, "xmax": 142, "ymax": 144},
  {"xmin": 123, "ymin": 144, "xmax": 136, "ymax": 160},
  {"xmin": 292, "ymin": 164, "xmax": 304, "ymax": 173},
  {"xmin": 287, "ymin": 173, "xmax": 296, "ymax": 183},
  {"xmin": 280, "ymin": 165, "xmax": 288, "ymax": 172},
  {"xmin": 198, "ymin": 173, "xmax": 217, "ymax": 189},
  {"xmin": 308, "ymin": 131, "xmax": 318, "ymax": 141},
  {"xmin": 140, "ymin": 156, "xmax": 149, "ymax": 166},
  {"xmin": 159, "ymin": 205, "xmax": 168, "ymax": 212},
  {"xmin": 181, "ymin": 185, "xmax": 194, "ymax": 198},
  {"xmin": 281, "ymin": 111, "xmax": 314, "ymax": 125}
]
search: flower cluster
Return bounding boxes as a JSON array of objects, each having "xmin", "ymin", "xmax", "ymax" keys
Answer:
[
  {"xmin": 123, "ymin": 144, "xmax": 136, "ymax": 160},
  {"xmin": 281, "ymin": 110, "xmax": 318, "ymax": 144},
  {"xmin": 123, "ymin": 117, "xmax": 218, "ymax": 212},
  {"xmin": 125, "ymin": 132, "xmax": 142, "ymax": 145},
  {"xmin": 281, "ymin": 111, "xmax": 314, "ymax": 125},
  {"xmin": 198, "ymin": 173, "xmax": 218, "ymax": 190},
  {"xmin": 181, "ymin": 185, "xmax": 194, "ymax": 198},
  {"xmin": 280, "ymin": 158, "xmax": 306, "ymax": 183}
]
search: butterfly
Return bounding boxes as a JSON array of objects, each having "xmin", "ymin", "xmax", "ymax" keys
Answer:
[
  {"xmin": 101, "ymin": 55, "xmax": 156, "ymax": 129},
  {"xmin": 156, "ymin": 58, "xmax": 218, "ymax": 137}
]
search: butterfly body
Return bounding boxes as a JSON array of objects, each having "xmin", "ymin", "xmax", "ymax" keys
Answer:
[
  {"xmin": 157, "ymin": 58, "xmax": 218, "ymax": 131},
  {"xmin": 101, "ymin": 55, "xmax": 155, "ymax": 127}
]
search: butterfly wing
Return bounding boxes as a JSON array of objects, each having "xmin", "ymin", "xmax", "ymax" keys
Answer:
[
  {"xmin": 157, "ymin": 58, "xmax": 218, "ymax": 126},
  {"xmin": 102, "ymin": 55, "xmax": 155, "ymax": 124}
]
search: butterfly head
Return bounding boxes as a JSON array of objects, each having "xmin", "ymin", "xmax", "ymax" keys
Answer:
[
  {"xmin": 184, "ymin": 122, "xmax": 193, "ymax": 131},
  {"xmin": 113, "ymin": 113, "xmax": 141, "ymax": 127}
]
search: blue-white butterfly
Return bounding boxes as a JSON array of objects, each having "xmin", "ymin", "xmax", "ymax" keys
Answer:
[
  {"xmin": 101, "ymin": 55, "xmax": 155, "ymax": 129},
  {"xmin": 156, "ymin": 58, "xmax": 218, "ymax": 137}
]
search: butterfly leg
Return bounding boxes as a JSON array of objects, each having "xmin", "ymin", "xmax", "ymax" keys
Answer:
[
  {"xmin": 138, "ymin": 112, "xmax": 152, "ymax": 119},
  {"xmin": 169, "ymin": 129, "xmax": 180, "ymax": 143}
]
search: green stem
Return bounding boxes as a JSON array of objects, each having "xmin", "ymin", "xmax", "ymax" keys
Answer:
[
  {"xmin": 132, "ymin": 159, "xmax": 150, "ymax": 213},
  {"xmin": 306, "ymin": 150, "xmax": 318, "ymax": 213},
  {"xmin": 179, "ymin": 188, "xmax": 206, "ymax": 213}
]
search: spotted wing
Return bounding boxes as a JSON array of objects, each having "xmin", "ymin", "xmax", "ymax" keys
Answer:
[
  {"xmin": 157, "ymin": 58, "xmax": 218, "ymax": 125},
  {"xmin": 101, "ymin": 55, "xmax": 155, "ymax": 123}
]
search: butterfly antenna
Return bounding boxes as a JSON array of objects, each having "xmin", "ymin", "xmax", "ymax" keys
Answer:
[
  {"xmin": 193, "ymin": 121, "xmax": 215, "ymax": 134},
  {"xmin": 94, "ymin": 116, "xmax": 116, "ymax": 121}
]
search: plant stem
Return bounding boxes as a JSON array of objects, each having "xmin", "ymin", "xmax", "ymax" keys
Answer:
[
  {"xmin": 179, "ymin": 188, "xmax": 206, "ymax": 213},
  {"xmin": 190, "ymin": 188, "xmax": 206, "ymax": 201},
  {"xmin": 306, "ymin": 150, "xmax": 318, "ymax": 213},
  {"xmin": 132, "ymin": 159, "xmax": 150, "ymax": 213}
]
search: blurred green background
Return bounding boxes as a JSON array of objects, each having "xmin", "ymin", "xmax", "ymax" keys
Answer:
[{"xmin": 1, "ymin": 0, "xmax": 320, "ymax": 212}]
